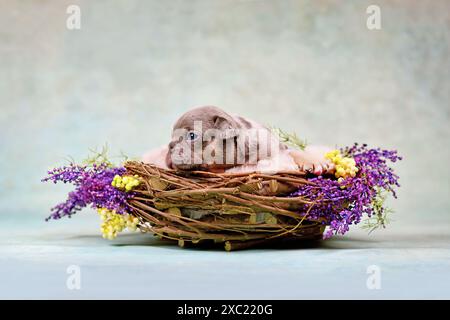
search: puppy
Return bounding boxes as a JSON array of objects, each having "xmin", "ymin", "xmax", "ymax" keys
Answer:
[{"xmin": 143, "ymin": 106, "xmax": 333, "ymax": 175}]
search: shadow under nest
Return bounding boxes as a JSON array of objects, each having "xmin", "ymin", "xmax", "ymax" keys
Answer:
[{"xmin": 124, "ymin": 161, "xmax": 326, "ymax": 251}]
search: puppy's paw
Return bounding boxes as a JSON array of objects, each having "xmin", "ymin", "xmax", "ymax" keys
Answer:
[
  {"xmin": 289, "ymin": 146, "xmax": 335, "ymax": 176},
  {"xmin": 300, "ymin": 160, "xmax": 335, "ymax": 175}
]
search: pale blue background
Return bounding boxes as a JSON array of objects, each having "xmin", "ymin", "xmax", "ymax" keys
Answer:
[{"xmin": 0, "ymin": 0, "xmax": 449, "ymax": 299}]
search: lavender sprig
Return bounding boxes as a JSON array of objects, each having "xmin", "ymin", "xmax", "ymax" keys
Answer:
[
  {"xmin": 42, "ymin": 163, "xmax": 131, "ymax": 221},
  {"xmin": 292, "ymin": 143, "xmax": 402, "ymax": 238}
]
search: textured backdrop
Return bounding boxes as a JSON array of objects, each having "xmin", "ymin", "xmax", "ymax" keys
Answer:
[
  {"xmin": 1, "ymin": 0, "xmax": 448, "ymax": 225},
  {"xmin": 0, "ymin": 0, "xmax": 449, "ymax": 299}
]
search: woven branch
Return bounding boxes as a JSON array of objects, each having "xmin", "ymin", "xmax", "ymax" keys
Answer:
[{"xmin": 124, "ymin": 161, "xmax": 324, "ymax": 251}]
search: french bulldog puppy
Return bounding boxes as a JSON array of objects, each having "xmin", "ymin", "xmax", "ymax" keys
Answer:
[{"xmin": 142, "ymin": 106, "xmax": 334, "ymax": 175}]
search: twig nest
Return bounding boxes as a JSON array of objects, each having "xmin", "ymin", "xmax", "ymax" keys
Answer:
[{"xmin": 124, "ymin": 161, "xmax": 323, "ymax": 251}]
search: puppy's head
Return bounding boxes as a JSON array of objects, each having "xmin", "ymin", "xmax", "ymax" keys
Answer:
[{"xmin": 167, "ymin": 106, "xmax": 241, "ymax": 171}]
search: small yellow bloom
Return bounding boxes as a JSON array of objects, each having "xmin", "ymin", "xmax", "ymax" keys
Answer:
[
  {"xmin": 325, "ymin": 149, "xmax": 359, "ymax": 179},
  {"xmin": 97, "ymin": 208, "xmax": 140, "ymax": 240},
  {"xmin": 325, "ymin": 150, "xmax": 339, "ymax": 159},
  {"xmin": 111, "ymin": 174, "xmax": 140, "ymax": 192}
]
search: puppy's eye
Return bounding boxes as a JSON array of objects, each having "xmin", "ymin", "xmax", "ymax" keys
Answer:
[{"xmin": 186, "ymin": 131, "xmax": 199, "ymax": 141}]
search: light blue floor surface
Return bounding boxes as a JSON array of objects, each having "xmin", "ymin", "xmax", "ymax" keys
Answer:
[{"xmin": 1, "ymin": 215, "xmax": 449, "ymax": 299}]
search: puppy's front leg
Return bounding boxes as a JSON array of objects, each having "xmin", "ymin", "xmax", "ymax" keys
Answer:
[{"xmin": 142, "ymin": 145, "xmax": 170, "ymax": 169}]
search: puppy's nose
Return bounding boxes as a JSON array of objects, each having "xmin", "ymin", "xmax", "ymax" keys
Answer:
[{"xmin": 169, "ymin": 140, "xmax": 177, "ymax": 150}]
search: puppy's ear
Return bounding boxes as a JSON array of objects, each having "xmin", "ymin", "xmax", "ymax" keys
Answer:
[{"xmin": 213, "ymin": 115, "xmax": 240, "ymax": 139}]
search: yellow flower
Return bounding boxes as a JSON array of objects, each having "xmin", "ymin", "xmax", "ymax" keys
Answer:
[
  {"xmin": 325, "ymin": 150, "xmax": 340, "ymax": 159},
  {"xmin": 97, "ymin": 208, "xmax": 139, "ymax": 240},
  {"xmin": 325, "ymin": 149, "xmax": 359, "ymax": 179},
  {"xmin": 111, "ymin": 174, "xmax": 140, "ymax": 192}
]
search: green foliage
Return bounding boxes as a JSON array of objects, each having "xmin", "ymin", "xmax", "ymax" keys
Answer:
[
  {"xmin": 83, "ymin": 144, "xmax": 114, "ymax": 167},
  {"xmin": 361, "ymin": 188, "xmax": 393, "ymax": 233},
  {"xmin": 271, "ymin": 127, "xmax": 307, "ymax": 150}
]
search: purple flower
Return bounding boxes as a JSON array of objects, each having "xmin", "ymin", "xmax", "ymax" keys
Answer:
[
  {"xmin": 292, "ymin": 144, "xmax": 402, "ymax": 238},
  {"xmin": 42, "ymin": 163, "xmax": 132, "ymax": 220}
]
